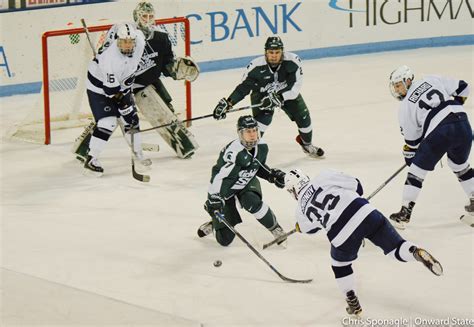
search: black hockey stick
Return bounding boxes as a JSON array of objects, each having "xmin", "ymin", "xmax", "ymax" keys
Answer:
[
  {"xmin": 214, "ymin": 211, "xmax": 313, "ymax": 284},
  {"xmin": 263, "ymin": 163, "xmax": 408, "ymax": 249},
  {"xmin": 138, "ymin": 103, "xmax": 261, "ymax": 134},
  {"xmin": 130, "ymin": 131, "xmax": 150, "ymax": 182}
]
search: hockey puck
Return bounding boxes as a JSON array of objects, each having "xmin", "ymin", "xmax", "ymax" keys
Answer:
[{"xmin": 213, "ymin": 260, "xmax": 222, "ymax": 267}]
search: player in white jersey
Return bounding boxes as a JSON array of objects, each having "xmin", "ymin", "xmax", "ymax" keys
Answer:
[
  {"xmin": 285, "ymin": 169, "xmax": 443, "ymax": 316},
  {"xmin": 84, "ymin": 23, "xmax": 146, "ymax": 176},
  {"xmin": 388, "ymin": 66, "xmax": 473, "ymax": 227}
]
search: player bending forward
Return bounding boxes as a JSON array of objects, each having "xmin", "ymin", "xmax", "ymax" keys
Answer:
[
  {"xmin": 83, "ymin": 23, "xmax": 146, "ymax": 176},
  {"xmin": 285, "ymin": 168, "xmax": 443, "ymax": 316},
  {"xmin": 388, "ymin": 66, "xmax": 473, "ymax": 228},
  {"xmin": 197, "ymin": 115, "xmax": 288, "ymax": 246}
]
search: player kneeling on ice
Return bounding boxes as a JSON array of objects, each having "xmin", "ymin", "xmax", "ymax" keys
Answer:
[
  {"xmin": 197, "ymin": 115, "xmax": 287, "ymax": 246},
  {"xmin": 212, "ymin": 36, "xmax": 324, "ymax": 158},
  {"xmin": 73, "ymin": 1, "xmax": 200, "ymax": 161},
  {"xmin": 285, "ymin": 168, "xmax": 443, "ymax": 316},
  {"xmin": 82, "ymin": 23, "xmax": 150, "ymax": 176},
  {"xmin": 388, "ymin": 66, "xmax": 473, "ymax": 228}
]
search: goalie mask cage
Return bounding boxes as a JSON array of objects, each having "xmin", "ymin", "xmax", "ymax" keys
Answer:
[{"xmin": 11, "ymin": 17, "xmax": 192, "ymax": 145}]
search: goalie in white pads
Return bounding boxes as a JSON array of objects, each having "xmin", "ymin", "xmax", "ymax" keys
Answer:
[
  {"xmin": 285, "ymin": 168, "xmax": 443, "ymax": 317},
  {"xmin": 388, "ymin": 66, "xmax": 473, "ymax": 228},
  {"xmin": 73, "ymin": 1, "xmax": 199, "ymax": 161},
  {"xmin": 82, "ymin": 23, "xmax": 148, "ymax": 176}
]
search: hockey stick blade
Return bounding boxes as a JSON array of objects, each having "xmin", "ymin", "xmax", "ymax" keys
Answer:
[
  {"xmin": 132, "ymin": 158, "xmax": 150, "ymax": 182},
  {"xmin": 460, "ymin": 214, "xmax": 474, "ymax": 227},
  {"xmin": 263, "ymin": 228, "xmax": 297, "ymax": 250},
  {"xmin": 214, "ymin": 212, "xmax": 312, "ymax": 284},
  {"xmin": 141, "ymin": 143, "xmax": 160, "ymax": 152}
]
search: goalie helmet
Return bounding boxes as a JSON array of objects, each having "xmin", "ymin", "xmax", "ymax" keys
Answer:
[
  {"xmin": 133, "ymin": 1, "xmax": 155, "ymax": 38},
  {"xmin": 116, "ymin": 23, "xmax": 138, "ymax": 57},
  {"xmin": 285, "ymin": 169, "xmax": 310, "ymax": 200},
  {"xmin": 389, "ymin": 65, "xmax": 414, "ymax": 101},
  {"xmin": 237, "ymin": 115, "xmax": 259, "ymax": 150}
]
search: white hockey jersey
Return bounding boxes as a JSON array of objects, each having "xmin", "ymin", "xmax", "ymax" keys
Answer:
[
  {"xmin": 295, "ymin": 169, "xmax": 375, "ymax": 247},
  {"xmin": 398, "ymin": 75, "xmax": 469, "ymax": 148},
  {"xmin": 86, "ymin": 30, "xmax": 145, "ymax": 97}
]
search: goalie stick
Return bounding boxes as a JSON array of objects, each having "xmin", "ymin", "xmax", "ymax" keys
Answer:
[
  {"xmin": 263, "ymin": 163, "xmax": 408, "ymax": 249},
  {"xmin": 214, "ymin": 211, "xmax": 313, "ymax": 284}
]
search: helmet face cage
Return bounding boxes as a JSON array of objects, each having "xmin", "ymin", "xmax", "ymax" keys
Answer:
[
  {"xmin": 237, "ymin": 115, "xmax": 260, "ymax": 150},
  {"xmin": 133, "ymin": 2, "xmax": 155, "ymax": 35},
  {"xmin": 117, "ymin": 23, "xmax": 137, "ymax": 57},
  {"xmin": 285, "ymin": 169, "xmax": 310, "ymax": 200},
  {"xmin": 389, "ymin": 65, "xmax": 414, "ymax": 101}
]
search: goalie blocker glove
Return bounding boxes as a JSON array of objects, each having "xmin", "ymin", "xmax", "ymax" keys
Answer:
[{"xmin": 213, "ymin": 98, "xmax": 233, "ymax": 120}]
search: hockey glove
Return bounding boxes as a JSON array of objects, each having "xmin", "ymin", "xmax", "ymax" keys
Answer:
[
  {"xmin": 114, "ymin": 91, "xmax": 133, "ymax": 109},
  {"xmin": 119, "ymin": 105, "xmax": 139, "ymax": 133},
  {"xmin": 213, "ymin": 98, "xmax": 232, "ymax": 120},
  {"xmin": 268, "ymin": 169, "xmax": 286, "ymax": 189},
  {"xmin": 261, "ymin": 91, "xmax": 283, "ymax": 111},
  {"xmin": 403, "ymin": 144, "xmax": 416, "ymax": 166},
  {"xmin": 204, "ymin": 194, "xmax": 226, "ymax": 216},
  {"xmin": 454, "ymin": 96, "xmax": 467, "ymax": 105}
]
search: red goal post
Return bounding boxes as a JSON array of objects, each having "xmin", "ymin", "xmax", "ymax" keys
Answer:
[{"xmin": 38, "ymin": 17, "xmax": 192, "ymax": 145}]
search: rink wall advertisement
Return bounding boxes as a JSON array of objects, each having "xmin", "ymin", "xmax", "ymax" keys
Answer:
[{"xmin": 0, "ymin": 0, "xmax": 473, "ymax": 96}]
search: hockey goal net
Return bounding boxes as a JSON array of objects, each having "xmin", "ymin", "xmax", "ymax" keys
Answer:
[{"xmin": 11, "ymin": 17, "xmax": 192, "ymax": 144}]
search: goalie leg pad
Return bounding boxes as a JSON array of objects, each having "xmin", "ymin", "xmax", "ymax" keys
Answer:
[
  {"xmin": 135, "ymin": 85, "xmax": 199, "ymax": 158},
  {"xmin": 71, "ymin": 121, "xmax": 96, "ymax": 162}
]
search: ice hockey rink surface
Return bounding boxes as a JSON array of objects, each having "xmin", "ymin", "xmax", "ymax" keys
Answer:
[{"xmin": 1, "ymin": 46, "xmax": 473, "ymax": 326}]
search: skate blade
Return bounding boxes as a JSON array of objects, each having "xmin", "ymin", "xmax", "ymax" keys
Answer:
[
  {"xmin": 391, "ymin": 220, "xmax": 406, "ymax": 230},
  {"xmin": 417, "ymin": 249, "xmax": 443, "ymax": 276},
  {"xmin": 460, "ymin": 214, "xmax": 474, "ymax": 227},
  {"xmin": 83, "ymin": 168, "xmax": 103, "ymax": 178}
]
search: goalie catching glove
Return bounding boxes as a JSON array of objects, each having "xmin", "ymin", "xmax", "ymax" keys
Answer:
[
  {"xmin": 403, "ymin": 144, "xmax": 416, "ymax": 166},
  {"xmin": 261, "ymin": 91, "xmax": 283, "ymax": 111},
  {"xmin": 168, "ymin": 56, "xmax": 200, "ymax": 82},
  {"xmin": 213, "ymin": 98, "xmax": 233, "ymax": 120},
  {"xmin": 204, "ymin": 194, "xmax": 225, "ymax": 215}
]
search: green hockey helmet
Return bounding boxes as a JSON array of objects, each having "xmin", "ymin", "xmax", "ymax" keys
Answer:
[
  {"xmin": 237, "ymin": 115, "xmax": 259, "ymax": 149},
  {"xmin": 264, "ymin": 36, "xmax": 284, "ymax": 50}
]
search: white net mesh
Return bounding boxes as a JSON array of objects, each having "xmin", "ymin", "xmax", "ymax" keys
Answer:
[{"xmin": 10, "ymin": 19, "xmax": 190, "ymax": 144}]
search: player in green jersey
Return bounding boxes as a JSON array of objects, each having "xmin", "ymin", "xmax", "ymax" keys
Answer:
[
  {"xmin": 197, "ymin": 115, "xmax": 288, "ymax": 246},
  {"xmin": 212, "ymin": 36, "xmax": 324, "ymax": 158}
]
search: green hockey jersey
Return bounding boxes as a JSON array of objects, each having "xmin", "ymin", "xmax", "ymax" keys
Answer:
[
  {"xmin": 208, "ymin": 139, "xmax": 269, "ymax": 199},
  {"xmin": 228, "ymin": 52, "xmax": 303, "ymax": 105}
]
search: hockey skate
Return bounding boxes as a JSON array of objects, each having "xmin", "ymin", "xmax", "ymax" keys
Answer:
[
  {"xmin": 270, "ymin": 225, "xmax": 287, "ymax": 247},
  {"xmin": 345, "ymin": 290, "xmax": 362, "ymax": 316},
  {"xmin": 389, "ymin": 202, "xmax": 415, "ymax": 229},
  {"xmin": 296, "ymin": 135, "xmax": 324, "ymax": 158},
  {"xmin": 133, "ymin": 151, "xmax": 152, "ymax": 169},
  {"xmin": 460, "ymin": 197, "xmax": 474, "ymax": 227},
  {"xmin": 197, "ymin": 221, "xmax": 213, "ymax": 238},
  {"xmin": 83, "ymin": 155, "xmax": 104, "ymax": 177},
  {"xmin": 411, "ymin": 247, "xmax": 443, "ymax": 276}
]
